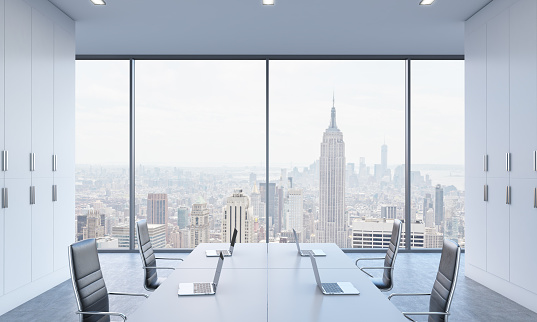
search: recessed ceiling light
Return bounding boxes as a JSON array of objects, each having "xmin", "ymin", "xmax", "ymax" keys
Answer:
[
  {"xmin": 90, "ymin": 0, "xmax": 106, "ymax": 5},
  {"xmin": 419, "ymin": 0, "xmax": 435, "ymax": 5},
  {"xmin": 263, "ymin": 0, "xmax": 274, "ymax": 5}
]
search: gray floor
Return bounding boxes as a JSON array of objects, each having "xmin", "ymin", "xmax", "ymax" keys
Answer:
[{"xmin": 1, "ymin": 252, "xmax": 536, "ymax": 321}]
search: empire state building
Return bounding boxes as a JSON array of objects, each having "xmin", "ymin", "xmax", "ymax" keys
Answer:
[{"xmin": 318, "ymin": 100, "xmax": 347, "ymax": 247}]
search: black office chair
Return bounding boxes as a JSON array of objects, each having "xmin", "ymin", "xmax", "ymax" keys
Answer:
[
  {"xmin": 68, "ymin": 239, "xmax": 148, "ymax": 322},
  {"xmin": 136, "ymin": 219, "xmax": 183, "ymax": 291},
  {"xmin": 355, "ymin": 219, "xmax": 402, "ymax": 291},
  {"xmin": 389, "ymin": 238, "xmax": 461, "ymax": 322}
]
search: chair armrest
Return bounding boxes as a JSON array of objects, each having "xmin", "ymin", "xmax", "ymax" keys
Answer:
[
  {"xmin": 360, "ymin": 267, "xmax": 393, "ymax": 270},
  {"xmin": 155, "ymin": 257, "xmax": 183, "ymax": 261},
  {"xmin": 109, "ymin": 291, "xmax": 149, "ymax": 298},
  {"xmin": 357, "ymin": 266, "xmax": 393, "ymax": 278},
  {"xmin": 403, "ymin": 312, "xmax": 449, "ymax": 316},
  {"xmin": 143, "ymin": 266, "xmax": 176, "ymax": 270},
  {"xmin": 76, "ymin": 311, "xmax": 126, "ymax": 321},
  {"xmin": 388, "ymin": 293, "xmax": 431, "ymax": 300},
  {"xmin": 355, "ymin": 257, "xmax": 384, "ymax": 266}
]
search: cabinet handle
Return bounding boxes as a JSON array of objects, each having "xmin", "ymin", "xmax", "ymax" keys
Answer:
[
  {"xmin": 484, "ymin": 154, "xmax": 488, "ymax": 172},
  {"xmin": 30, "ymin": 186, "xmax": 35, "ymax": 205},
  {"xmin": 52, "ymin": 185, "xmax": 57, "ymax": 202},
  {"xmin": 30, "ymin": 153, "xmax": 35, "ymax": 172},
  {"xmin": 484, "ymin": 184, "xmax": 488, "ymax": 201},
  {"xmin": 2, "ymin": 150, "xmax": 7, "ymax": 171},
  {"xmin": 2, "ymin": 188, "xmax": 7, "ymax": 208},
  {"xmin": 506, "ymin": 153, "xmax": 511, "ymax": 172},
  {"xmin": 534, "ymin": 188, "xmax": 537, "ymax": 208},
  {"xmin": 506, "ymin": 186, "xmax": 511, "ymax": 205},
  {"xmin": 52, "ymin": 155, "xmax": 57, "ymax": 172},
  {"xmin": 534, "ymin": 151, "xmax": 537, "ymax": 172}
]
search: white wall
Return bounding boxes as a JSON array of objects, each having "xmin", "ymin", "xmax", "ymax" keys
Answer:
[
  {"xmin": 0, "ymin": 0, "xmax": 75, "ymax": 315},
  {"xmin": 465, "ymin": 0, "xmax": 537, "ymax": 313}
]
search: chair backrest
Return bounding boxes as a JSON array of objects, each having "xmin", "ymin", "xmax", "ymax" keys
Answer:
[
  {"xmin": 428, "ymin": 239, "xmax": 461, "ymax": 322},
  {"xmin": 381, "ymin": 219, "xmax": 402, "ymax": 290},
  {"xmin": 136, "ymin": 219, "xmax": 158, "ymax": 290},
  {"xmin": 69, "ymin": 239, "xmax": 110, "ymax": 322}
]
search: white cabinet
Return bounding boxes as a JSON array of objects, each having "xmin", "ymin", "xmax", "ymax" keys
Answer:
[
  {"xmin": 53, "ymin": 25, "xmax": 75, "ymax": 179},
  {"xmin": 31, "ymin": 9, "xmax": 54, "ymax": 179},
  {"xmin": 486, "ymin": 10, "xmax": 510, "ymax": 179},
  {"xmin": 53, "ymin": 177, "xmax": 74, "ymax": 271},
  {"xmin": 509, "ymin": 178, "xmax": 537, "ymax": 292},
  {"xmin": 509, "ymin": 0, "xmax": 537, "ymax": 180},
  {"xmin": 4, "ymin": 0, "xmax": 31, "ymax": 180},
  {"xmin": 466, "ymin": 0, "xmax": 537, "ymax": 311},
  {"xmin": 3, "ymin": 178, "xmax": 32, "ymax": 293},
  {"xmin": 31, "ymin": 177, "xmax": 54, "ymax": 280},
  {"xmin": 464, "ymin": 177, "xmax": 487, "ymax": 271},
  {"xmin": 0, "ymin": 0, "xmax": 5, "ymax": 297},
  {"xmin": 465, "ymin": 25, "xmax": 487, "ymax": 178},
  {"xmin": 0, "ymin": 0, "xmax": 74, "ymax": 314}
]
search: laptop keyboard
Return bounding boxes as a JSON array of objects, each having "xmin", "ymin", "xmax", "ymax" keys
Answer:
[
  {"xmin": 193, "ymin": 283, "xmax": 213, "ymax": 294},
  {"xmin": 322, "ymin": 283, "xmax": 343, "ymax": 294}
]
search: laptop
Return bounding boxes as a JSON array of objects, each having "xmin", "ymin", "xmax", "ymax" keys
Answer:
[
  {"xmin": 178, "ymin": 252, "xmax": 225, "ymax": 296},
  {"xmin": 308, "ymin": 252, "xmax": 360, "ymax": 295},
  {"xmin": 293, "ymin": 229, "xmax": 326, "ymax": 256},
  {"xmin": 206, "ymin": 228, "xmax": 237, "ymax": 257}
]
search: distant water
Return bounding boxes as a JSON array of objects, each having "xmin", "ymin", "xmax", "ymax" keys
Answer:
[{"xmin": 413, "ymin": 165, "xmax": 464, "ymax": 191}]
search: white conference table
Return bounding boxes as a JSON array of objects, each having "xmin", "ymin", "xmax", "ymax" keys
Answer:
[{"xmin": 128, "ymin": 243, "xmax": 407, "ymax": 322}]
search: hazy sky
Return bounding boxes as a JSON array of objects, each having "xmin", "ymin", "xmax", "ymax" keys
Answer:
[{"xmin": 75, "ymin": 60, "xmax": 464, "ymax": 167}]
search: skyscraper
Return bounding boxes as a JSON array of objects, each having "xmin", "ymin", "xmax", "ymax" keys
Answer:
[
  {"xmin": 318, "ymin": 100, "xmax": 347, "ymax": 247},
  {"xmin": 260, "ymin": 182, "xmax": 276, "ymax": 234},
  {"xmin": 147, "ymin": 193, "xmax": 168, "ymax": 225},
  {"xmin": 381, "ymin": 142, "xmax": 388, "ymax": 175},
  {"xmin": 147, "ymin": 193, "xmax": 169, "ymax": 241},
  {"xmin": 222, "ymin": 189, "xmax": 254, "ymax": 243},
  {"xmin": 190, "ymin": 196, "xmax": 210, "ymax": 247},
  {"xmin": 177, "ymin": 206, "xmax": 189, "ymax": 229},
  {"xmin": 250, "ymin": 182, "xmax": 265, "ymax": 222},
  {"xmin": 381, "ymin": 206, "xmax": 397, "ymax": 219},
  {"xmin": 435, "ymin": 184, "xmax": 444, "ymax": 227},
  {"xmin": 288, "ymin": 188, "xmax": 304, "ymax": 241},
  {"xmin": 423, "ymin": 193, "xmax": 433, "ymax": 221}
]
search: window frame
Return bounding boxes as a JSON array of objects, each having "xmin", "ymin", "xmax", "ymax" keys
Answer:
[{"xmin": 75, "ymin": 55, "xmax": 464, "ymax": 253}]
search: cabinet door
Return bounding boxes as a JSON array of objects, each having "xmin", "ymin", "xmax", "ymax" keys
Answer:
[
  {"xmin": 465, "ymin": 25, "xmax": 487, "ymax": 178},
  {"xmin": 486, "ymin": 10, "xmax": 510, "ymax": 179},
  {"xmin": 32, "ymin": 177, "xmax": 54, "ymax": 280},
  {"xmin": 509, "ymin": 178, "xmax": 537, "ymax": 293},
  {"xmin": 4, "ymin": 178, "xmax": 32, "ymax": 293},
  {"xmin": 486, "ymin": 177, "xmax": 510, "ymax": 281},
  {"xmin": 31, "ymin": 9, "xmax": 54, "ymax": 179},
  {"xmin": 53, "ymin": 177, "xmax": 75, "ymax": 271},
  {"xmin": 509, "ymin": 0, "xmax": 537, "ymax": 180},
  {"xmin": 53, "ymin": 25, "xmax": 75, "ymax": 179},
  {"xmin": 0, "ymin": 0, "xmax": 4, "ymax": 153},
  {"xmin": 465, "ymin": 177, "xmax": 487, "ymax": 271},
  {"xmin": 4, "ymin": 0, "xmax": 31, "ymax": 180}
]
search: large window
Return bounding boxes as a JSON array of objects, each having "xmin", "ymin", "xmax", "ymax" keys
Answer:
[
  {"xmin": 411, "ymin": 60, "xmax": 465, "ymax": 248},
  {"xmin": 269, "ymin": 61, "xmax": 405, "ymax": 248},
  {"xmin": 135, "ymin": 60, "xmax": 266, "ymax": 248},
  {"xmin": 74, "ymin": 58, "xmax": 465, "ymax": 250},
  {"xmin": 75, "ymin": 60, "xmax": 130, "ymax": 249}
]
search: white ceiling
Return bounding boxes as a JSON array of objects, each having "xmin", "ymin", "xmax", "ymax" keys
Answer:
[{"xmin": 48, "ymin": 0, "xmax": 492, "ymax": 56}]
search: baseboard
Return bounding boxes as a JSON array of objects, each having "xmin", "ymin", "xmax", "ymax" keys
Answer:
[
  {"xmin": 0, "ymin": 267, "xmax": 70, "ymax": 316},
  {"xmin": 466, "ymin": 263, "xmax": 537, "ymax": 313}
]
